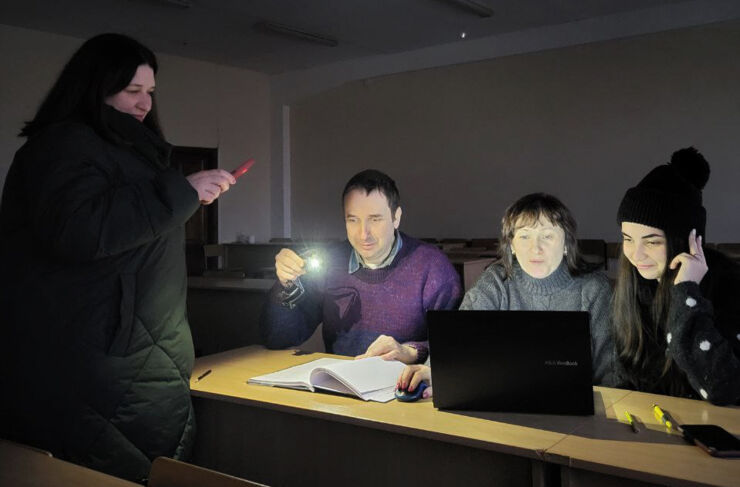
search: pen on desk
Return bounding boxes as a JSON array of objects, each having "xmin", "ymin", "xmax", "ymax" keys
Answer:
[
  {"xmin": 624, "ymin": 411, "xmax": 639, "ymax": 433},
  {"xmin": 652, "ymin": 403, "xmax": 673, "ymax": 431},
  {"xmin": 194, "ymin": 369, "xmax": 212, "ymax": 383}
]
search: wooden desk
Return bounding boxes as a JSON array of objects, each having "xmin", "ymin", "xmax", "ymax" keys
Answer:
[
  {"xmin": 0, "ymin": 439, "xmax": 139, "ymax": 487},
  {"xmin": 189, "ymin": 347, "xmax": 740, "ymax": 487},
  {"xmin": 546, "ymin": 391, "xmax": 740, "ymax": 487},
  {"xmin": 189, "ymin": 347, "xmax": 627, "ymax": 487},
  {"xmin": 187, "ymin": 277, "xmax": 274, "ymax": 356}
]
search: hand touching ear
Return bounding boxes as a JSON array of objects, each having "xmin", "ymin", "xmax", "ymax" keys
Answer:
[{"xmin": 670, "ymin": 229, "xmax": 708, "ymax": 284}]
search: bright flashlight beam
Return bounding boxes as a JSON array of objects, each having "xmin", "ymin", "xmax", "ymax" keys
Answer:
[{"xmin": 307, "ymin": 257, "xmax": 321, "ymax": 271}]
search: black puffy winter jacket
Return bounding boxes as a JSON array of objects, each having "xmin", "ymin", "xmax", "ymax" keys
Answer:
[{"xmin": 0, "ymin": 110, "xmax": 200, "ymax": 481}]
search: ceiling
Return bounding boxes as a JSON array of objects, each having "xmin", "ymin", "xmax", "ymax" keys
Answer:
[{"xmin": 0, "ymin": 0, "xmax": 709, "ymax": 75}]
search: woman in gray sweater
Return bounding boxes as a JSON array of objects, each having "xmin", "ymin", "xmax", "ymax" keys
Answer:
[{"xmin": 398, "ymin": 193, "xmax": 615, "ymax": 398}]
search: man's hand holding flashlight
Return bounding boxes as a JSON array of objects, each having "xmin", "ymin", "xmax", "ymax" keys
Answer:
[{"xmin": 275, "ymin": 248, "xmax": 306, "ymax": 288}]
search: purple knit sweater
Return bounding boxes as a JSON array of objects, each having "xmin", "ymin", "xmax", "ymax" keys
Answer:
[{"xmin": 259, "ymin": 233, "xmax": 462, "ymax": 362}]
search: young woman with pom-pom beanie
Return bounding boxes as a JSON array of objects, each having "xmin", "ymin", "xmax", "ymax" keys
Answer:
[{"xmin": 613, "ymin": 147, "xmax": 740, "ymax": 405}]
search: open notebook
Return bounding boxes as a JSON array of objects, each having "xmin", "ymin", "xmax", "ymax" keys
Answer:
[{"xmin": 248, "ymin": 357, "xmax": 405, "ymax": 402}]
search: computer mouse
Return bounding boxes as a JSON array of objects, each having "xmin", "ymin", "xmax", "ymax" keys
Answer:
[{"xmin": 395, "ymin": 382, "xmax": 428, "ymax": 402}]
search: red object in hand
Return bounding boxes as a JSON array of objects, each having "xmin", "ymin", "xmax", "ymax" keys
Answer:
[{"xmin": 231, "ymin": 158, "xmax": 255, "ymax": 179}]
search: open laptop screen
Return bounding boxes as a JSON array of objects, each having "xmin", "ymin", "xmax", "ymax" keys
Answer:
[{"xmin": 427, "ymin": 310, "xmax": 594, "ymax": 415}]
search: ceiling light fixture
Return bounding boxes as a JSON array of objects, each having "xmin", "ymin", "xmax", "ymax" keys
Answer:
[
  {"xmin": 130, "ymin": 0, "xmax": 193, "ymax": 9},
  {"xmin": 254, "ymin": 21, "xmax": 338, "ymax": 47},
  {"xmin": 151, "ymin": 0, "xmax": 193, "ymax": 8},
  {"xmin": 442, "ymin": 0, "xmax": 493, "ymax": 18}
]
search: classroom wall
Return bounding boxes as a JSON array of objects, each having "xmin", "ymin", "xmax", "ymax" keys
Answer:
[
  {"xmin": 289, "ymin": 20, "xmax": 740, "ymax": 244},
  {"xmin": 0, "ymin": 24, "xmax": 271, "ymax": 243}
]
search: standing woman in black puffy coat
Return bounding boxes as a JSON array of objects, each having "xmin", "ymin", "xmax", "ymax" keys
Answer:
[
  {"xmin": 613, "ymin": 147, "xmax": 740, "ymax": 405},
  {"xmin": 0, "ymin": 33, "xmax": 236, "ymax": 481}
]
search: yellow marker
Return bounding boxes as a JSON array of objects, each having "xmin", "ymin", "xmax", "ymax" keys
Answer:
[
  {"xmin": 653, "ymin": 403, "xmax": 673, "ymax": 431},
  {"xmin": 624, "ymin": 411, "xmax": 639, "ymax": 433}
]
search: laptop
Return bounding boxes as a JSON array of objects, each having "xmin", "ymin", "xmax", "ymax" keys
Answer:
[{"xmin": 427, "ymin": 310, "xmax": 594, "ymax": 415}]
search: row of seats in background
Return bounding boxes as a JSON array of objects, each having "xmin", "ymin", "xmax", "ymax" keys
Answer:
[
  {"xmin": 427, "ymin": 239, "xmax": 740, "ymax": 273},
  {"xmin": 187, "ymin": 238, "xmax": 740, "ymax": 281},
  {"xmin": 421, "ymin": 237, "xmax": 610, "ymax": 271},
  {"xmin": 185, "ymin": 238, "xmax": 338, "ymax": 278}
]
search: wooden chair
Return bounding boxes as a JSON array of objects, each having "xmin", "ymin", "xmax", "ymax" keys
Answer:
[
  {"xmin": 203, "ymin": 244, "xmax": 226, "ymax": 270},
  {"xmin": 202, "ymin": 244, "xmax": 248, "ymax": 278},
  {"xmin": 439, "ymin": 238, "xmax": 469, "ymax": 245},
  {"xmin": 717, "ymin": 243, "xmax": 740, "ymax": 263},
  {"xmin": 605, "ymin": 242, "xmax": 621, "ymax": 260},
  {"xmin": 148, "ymin": 457, "xmax": 267, "ymax": 487},
  {"xmin": 577, "ymin": 239, "xmax": 607, "ymax": 270},
  {"xmin": 469, "ymin": 238, "xmax": 499, "ymax": 250},
  {"xmin": 437, "ymin": 239, "xmax": 467, "ymax": 252},
  {"xmin": 0, "ymin": 438, "xmax": 52, "ymax": 457}
]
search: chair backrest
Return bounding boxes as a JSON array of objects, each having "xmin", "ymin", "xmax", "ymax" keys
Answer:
[
  {"xmin": 439, "ymin": 238, "xmax": 469, "ymax": 244},
  {"xmin": 716, "ymin": 243, "xmax": 740, "ymax": 263},
  {"xmin": 148, "ymin": 457, "xmax": 267, "ymax": 487},
  {"xmin": 469, "ymin": 238, "xmax": 499, "ymax": 250},
  {"xmin": 577, "ymin": 239, "xmax": 607, "ymax": 270},
  {"xmin": 203, "ymin": 244, "xmax": 226, "ymax": 270},
  {"xmin": 203, "ymin": 244, "xmax": 225, "ymax": 258},
  {"xmin": 606, "ymin": 242, "xmax": 621, "ymax": 259},
  {"xmin": 0, "ymin": 438, "xmax": 52, "ymax": 457}
]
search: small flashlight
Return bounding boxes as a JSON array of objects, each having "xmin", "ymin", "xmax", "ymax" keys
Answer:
[
  {"xmin": 279, "ymin": 249, "xmax": 324, "ymax": 309},
  {"xmin": 306, "ymin": 255, "xmax": 321, "ymax": 271}
]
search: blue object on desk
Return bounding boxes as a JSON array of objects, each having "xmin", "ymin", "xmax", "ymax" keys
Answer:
[{"xmin": 395, "ymin": 382, "xmax": 428, "ymax": 402}]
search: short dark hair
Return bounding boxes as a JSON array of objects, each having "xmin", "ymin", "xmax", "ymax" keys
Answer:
[
  {"xmin": 498, "ymin": 192, "xmax": 594, "ymax": 277},
  {"xmin": 20, "ymin": 33, "xmax": 162, "ymax": 142},
  {"xmin": 341, "ymin": 169, "xmax": 401, "ymax": 214}
]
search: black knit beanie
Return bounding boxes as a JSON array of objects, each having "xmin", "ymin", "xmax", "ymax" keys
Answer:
[{"xmin": 617, "ymin": 147, "xmax": 710, "ymax": 239}]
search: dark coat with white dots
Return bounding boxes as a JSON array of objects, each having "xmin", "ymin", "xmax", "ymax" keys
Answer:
[{"xmin": 666, "ymin": 248, "xmax": 740, "ymax": 405}]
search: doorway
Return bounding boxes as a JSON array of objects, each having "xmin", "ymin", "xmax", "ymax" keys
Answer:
[{"xmin": 170, "ymin": 146, "xmax": 218, "ymax": 275}]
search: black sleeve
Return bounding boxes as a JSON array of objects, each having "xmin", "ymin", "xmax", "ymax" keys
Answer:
[
  {"xmin": 258, "ymin": 281, "xmax": 324, "ymax": 349},
  {"xmin": 27, "ymin": 129, "xmax": 199, "ymax": 262},
  {"xmin": 666, "ymin": 281, "xmax": 740, "ymax": 405}
]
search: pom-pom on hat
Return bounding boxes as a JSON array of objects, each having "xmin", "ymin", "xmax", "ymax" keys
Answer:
[{"xmin": 617, "ymin": 147, "xmax": 710, "ymax": 239}]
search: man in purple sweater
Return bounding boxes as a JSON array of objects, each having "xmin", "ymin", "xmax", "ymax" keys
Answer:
[{"xmin": 259, "ymin": 170, "xmax": 462, "ymax": 364}]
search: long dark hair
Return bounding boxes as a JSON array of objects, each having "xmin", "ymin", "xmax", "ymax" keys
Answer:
[
  {"xmin": 20, "ymin": 33, "xmax": 162, "ymax": 142},
  {"xmin": 612, "ymin": 232, "xmax": 693, "ymax": 396},
  {"xmin": 497, "ymin": 193, "xmax": 596, "ymax": 278}
]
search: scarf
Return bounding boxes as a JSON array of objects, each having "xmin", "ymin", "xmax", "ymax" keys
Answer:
[{"xmin": 102, "ymin": 106, "xmax": 171, "ymax": 170}]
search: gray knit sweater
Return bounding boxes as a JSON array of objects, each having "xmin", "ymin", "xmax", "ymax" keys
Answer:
[{"xmin": 459, "ymin": 261, "xmax": 616, "ymax": 386}]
